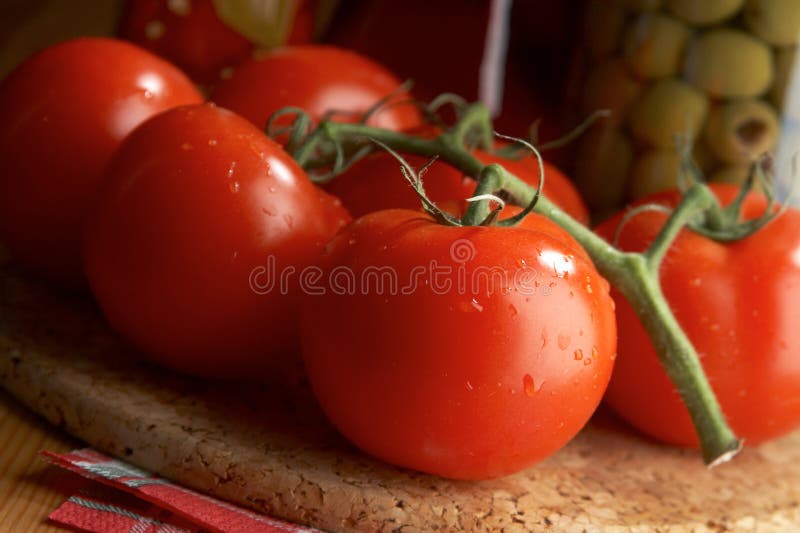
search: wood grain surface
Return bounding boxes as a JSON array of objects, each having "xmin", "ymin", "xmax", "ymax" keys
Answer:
[
  {"xmin": 0, "ymin": 390, "xmax": 82, "ymax": 532},
  {"xmin": 2, "ymin": 256, "xmax": 800, "ymax": 532}
]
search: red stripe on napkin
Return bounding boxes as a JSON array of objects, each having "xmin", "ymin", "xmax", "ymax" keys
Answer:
[{"xmin": 42, "ymin": 448, "xmax": 319, "ymax": 533}]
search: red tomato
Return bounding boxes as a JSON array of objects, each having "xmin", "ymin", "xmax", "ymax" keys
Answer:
[
  {"xmin": 325, "ymin": 150, "xmax": 590, "ymax": 224},
  {"xmin": 119, "ymin": 0, "xmax": 317, "ymax": 84},
  {"xmin": 0, "ymin": 37, "xmax": 202, "ymax": 286},
  {"xmin": 211, "ymin": 45, "xmax": 422, "ymax": 130},
  {"xmin": 595, "ymin": 184, "xmax": 800, "ymax": 446},
  {"xmin": 119, "ymin": 0, "xmax": 251, "ymax": 85},
  {"xmin": 301, "ymin": 209, "xmax": 616, "ymax": 479},
  {"xmin": 84, "ymin": 103, "xmax": 350, "ymax": 380}
]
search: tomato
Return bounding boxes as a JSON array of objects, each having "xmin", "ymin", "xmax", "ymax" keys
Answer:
[
  {"xmin": 300, "ymin": 208, "xmax": 616, "ymax": 479},
  {"xmin": 84, "ymin": 103, "xmax": 350, "ymax": 380},
  {"xmin": 210, "ymin": 45, "xmax": 422, "ymax": 131},
  {"xmin": 595, "ymin": 184, "xmax": 800, "ymax": 446},
  {"xmin": 0, "ymin": 37, "xmax": 202, "ymax": 286},
  {"xmin": 325, "ymin": 149, "xmax": 590, "ymax": 224},
  {"xmin": 118, "ymin": 0, "xmax": 253, "ymax": 84}
]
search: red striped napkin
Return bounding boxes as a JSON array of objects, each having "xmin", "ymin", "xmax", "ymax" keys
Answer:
[{"xmin": 42, "ymin": 448, "xmax": 319, "ymax": 533}]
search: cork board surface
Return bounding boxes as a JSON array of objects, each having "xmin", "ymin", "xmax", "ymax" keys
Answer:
[{"xmin": 2, "ymin": 256, "xmax": 800, "ymax": 532}]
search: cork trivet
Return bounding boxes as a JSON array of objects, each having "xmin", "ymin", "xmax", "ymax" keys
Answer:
[{"xmin": 1, "ymin": 256, "xmax": 799, "ymax": 532}]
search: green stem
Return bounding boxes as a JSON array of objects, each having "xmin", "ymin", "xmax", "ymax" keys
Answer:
[
  {"xmin": 451, "ymin": 103, "xmax": 493, "ymax": 151},
  {"xmin": 304, "ymin": 119, "xmax": 742, "ymax": 465},
  {"xmin": 645, "ymin": 184, "xmax": 712, "ymax": 270},
  {"xmin": 461, "ymin": 164, "xmax": 504, "ymax": 226}
]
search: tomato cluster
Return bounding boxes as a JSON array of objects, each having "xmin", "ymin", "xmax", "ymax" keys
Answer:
[{"xmin": 1, "ymin": 19, "xmax": 797, "ymax": 481}]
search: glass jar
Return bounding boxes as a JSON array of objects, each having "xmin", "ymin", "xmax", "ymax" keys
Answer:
[{"xmin": 569, "ymin": 0, "xmax": 800, "ymax": 218}]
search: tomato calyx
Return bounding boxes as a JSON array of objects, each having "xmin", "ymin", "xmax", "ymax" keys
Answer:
[
  {"xmin": 613, "ymin": 150, "xmax": 789, "ymax": 251},
  {"xmin": 266, "ymin": 96, "xmax": 759, "ymax": 466},
  {"xmin": 370, "ymin": 134, "xmax": 547, "ymax": 229},
  {"xmin": 688, "ymin": 155, "xmax": 789, "ymax": 242}
]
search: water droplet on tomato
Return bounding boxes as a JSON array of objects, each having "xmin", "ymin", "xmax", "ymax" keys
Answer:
[
  {"xmin": 283, "ymin": 213, "xmax": 294, "ymax": 229},
  {"xmin": 592, "ymin": 346, "xmax": 599, "ymax": 359},
  {"xmin": 143, "ymin": 90, "xmax": 154, "ymax": 99},
  {"xmin": 690, "ymin": 277, "xmax": 702, "ymax": 287},
  {"xmin": 583, "ymin": 358, "xmax": 592, "ymax": 366},
  {"xmin": 508, "ymin": 304, "xmax": 518, "ymax": 317},
  {"xmin": 465, "ymin": 381, "xmax": 474, "ymax": 391},
  {"xmin": 610, "ymin": 353, "xmax": 618, "ymax": 361},
  {"xmin": 573, "ymin": 349, "xmax": 583, "ymax": 360},
  {"xmin": 229, "ymin": 181, "xmax": 240, "ymax": 193},
  {"xmin": 558, "ymin": 332, "xmax": 571, "ymax": 350},
  {"xmin": 471, "ymin": 298, "xmax": 484, "ymax": 312},
  {"xmin": 268, "ymin": 186, "xmax": 276, "ymax": 193},
  {"xmin": 207, "ymin": 139, "xmax": 218, "ymax": 146},
  {"xmin": 523, "ymin": 374, "xmax": 535, "ymax": 397},
  {"xmin": 262, "ymin": 207, "xmax": 275, "ymax": 216},
  {"xmin": 227, "ymin": 161, "xmax": 237, "ymax": 179},
  {"xmin": 181, "ymin": 142, "xmax": 193, "ymax": 151},
  {"xmin": 348, "ymin": 238, "xmax": 357, "ymax": 245},
  {"xmin": 569, "ymin": 291, "xmax": 574, "ymax": 299}
]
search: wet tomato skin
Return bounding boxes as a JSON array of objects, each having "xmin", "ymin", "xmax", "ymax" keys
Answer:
[
  {"xmin": 595, "ymin": 184, "xmax": 800, "ymax": 446},
  {"xmin": 84, "ymin": 103, "xmax": 350, "ymax": 380},
  {"xmin": 0, "ymin": 37, "xmax": 202, "ymax": 286},
  {"xmin": 301, "ymin": 209, "xmax": 616, "ymax": 479}
]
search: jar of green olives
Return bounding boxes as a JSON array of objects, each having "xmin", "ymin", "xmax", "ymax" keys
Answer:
[{"xmin": 572, "ymin": 0, "xmax": 800, "ymax": 217}]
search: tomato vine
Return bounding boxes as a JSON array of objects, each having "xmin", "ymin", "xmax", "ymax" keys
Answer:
[{"xmin": 272, "ymin": 99, "xmax": 790, "ymax": 466}]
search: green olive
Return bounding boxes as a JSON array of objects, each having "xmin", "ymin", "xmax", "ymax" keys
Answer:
[
  {"xmin": 574, "ymin": 126, "xmax": 633, "ymax": 209},
  {"xmin": 666, "ymin": 0, "xmax": 745, "ymax": 25},
  {"xmin": 684, "ymin": 28, "xmax": 773, "ymax": 98},
  {"xmin": 628, "ymin": 78, "xmax": 709, "ymax": 148},
  {"xmin": 744, "ymin": 0, "xmax": 800, "ymax": 46},
  {"xmin": 583, "ymin": 0, "xmax": 628, "ymax": 60},
  {"xmin": 622, "ymin": 13, "xmax": 690, "ymax": 79},
  {"xmin": 581, "ymin": 60, "xmax": 642, "ymax": 124},
  {"xmin": 703, "ymin": 99, "xmax": 780, "ymax": 164},
  {"xmin": 628, "ymin": 150, "xmax": 683, "ymax": 199},
  {"xmin": 771, "ymin": 46, "xmax": 796, "ymax": 109}
]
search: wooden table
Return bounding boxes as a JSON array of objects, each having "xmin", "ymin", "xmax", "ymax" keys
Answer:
[{"xmin": 0, "ymin": 390, "xmax": 82, "ymax": 532}]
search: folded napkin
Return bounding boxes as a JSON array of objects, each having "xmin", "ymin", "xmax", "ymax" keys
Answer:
[{"xmin": 42, "ymin": 448, "xmax": 319, "ymax": 533}]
